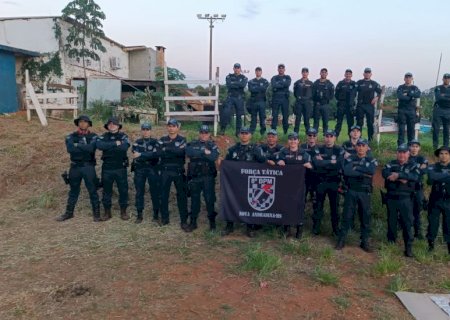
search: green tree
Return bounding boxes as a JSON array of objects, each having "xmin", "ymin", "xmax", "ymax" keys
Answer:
[{"xmin": 62, "ymin": 0, "xmax": 106, "ymax": 109}]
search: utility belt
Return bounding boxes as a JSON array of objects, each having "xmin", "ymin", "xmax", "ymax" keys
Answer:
[
  {"xmin": 296, "ymin": 97, "xmax": 312, "ymax": 102},
  {"xmin": 70, "ymin": 161, "xmax": 96, "ymax": 168},
  {"xmin": 317, "ymin": 175, "xmax": 340, "ymax": 183},
  {"xmin": 132, "ymin": 161, "xmax": 159, "ymax": 172},
  {"xmin": 348, "ymin": 185, "xmax": 372, "ymax": 193},
  {"xmin": 435, "ymin": 102, "xmax": 450, "ymax": 109},
  {"xmin": 102, "ymin": 158, "xmax": 129, "ymax": 169},
  {"xmin": 250, "ymin": 94, "xmax": 266, "ymax": 101},
  {"xmin": 386, "ymin": 193, "xmax": 413, "ymax": 200},
  {"xmin": 161, "ymin": 164, "xmax": 185, "ymax": 174},
  {"xmin": 316, "ymin": 99, "xmax": 330, "ymax": 106},
  {"xmin": 188, "ymin": 161, "xmax": 217, "ymax": 177},
  {"xmin": 431, "ymin": 184, "xmax": 449, "ymax": 199},
  {"xmin": 228, "ymin": 92, "xmax": 244, "ymax": 98}
]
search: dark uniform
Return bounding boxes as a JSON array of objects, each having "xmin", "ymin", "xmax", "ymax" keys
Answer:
[
  {"xmin": 433, "ymin": 78, "xmax": 450, "ymax": 149},
  {"xmin": 277, "ymin": 138, "xmax": 312, "ymax": 238},
  {"xmin": 300, "ymin": 130, "xmax": 320, "ymax": 208},
  {"xmin": 96, "ymin": 118, "xmax": 130, "ymax": 220},
  {"xmin": 355, "ymin": 78, "xmax": 382, "ymax": 141},
  {"xmin": 247, "ymin": 76, "xmax": 269, "ymax": 134},
  {"xmin": 409, "ymin": 148, "xmax": 428, "ymax": 238},
  {"xmin": 312, "ymin": 133, "xmax": 344, "ymax": 235},
  {"xmin": 382, "ymin": 150, "xmax": 420, "ymax": 257},
  {"xmin": 312, "ymin": 79, "xmax": 335, "ymax": 134},
  {"xmin": 334, "ymin": 78, "xmax": 356, "ymax": 137},
  {"xmin": 158, "ymin": 132, "xmax": 188, "ymax": 227},
  {"xmin": 186, "ymin": 129, "xmax": 219, "ymax": 231},
  {"xmin": 426, "ymin": 147, "xmax": 450, "ymax": 254},
  {"xmin": 58, "ymin": 115, "xmax": 100, "ymax": 221},
  {"xmin": 131, "ymin": 126, "xmax": 160, "ymax": 223},
  {"xmin": 223, "ymin": 131, "xmax": 266, "ymax": 235},
  {"xmin": 337, "ymin": 141, "xmax": 377, "ymax": 251},
  {"xmin": 222, "ymin": 70, "xmax": 248, "ymax": 135},
  {"xmin": 260, "ymin": 143, "xmax": 283, "ymax": 163},
  {"xmin": 270, "ymin": 73, "xmax": 292, "ymax": 133},
  {"xmin": 396, "ymin": 83, "xmax": 421, "ymax": 146},
  {"xmin": 293, "ymin": 78, "xmax": 314, "ymax": 133}
]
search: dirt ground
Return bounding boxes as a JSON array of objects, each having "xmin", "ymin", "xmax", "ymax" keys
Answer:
[{"xmin": 0, "ymin": 114, "xmax": 448, "ymax": 320}]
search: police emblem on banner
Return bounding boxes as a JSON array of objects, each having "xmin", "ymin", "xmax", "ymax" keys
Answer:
[{"xmin": 248, "ymin": 176, "xmax": 276, "ymax": 211}]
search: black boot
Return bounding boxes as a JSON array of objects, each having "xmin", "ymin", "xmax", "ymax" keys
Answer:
[
  {"xmin": 360, "ymin": 241, "xmax": 372, "ymax": 253},
  {"xmin": 295, "ymin": 225, "xmax": 303, "ymax": 239},
  {"xmin": 312, "ymin": 220, "xmax": 321, "ymax": 235},
  {"xmin": 152, "ymin": 209, "xmax": 159, "ymax": 222},
  {"xmin": 404, "ymin": 244, "xmax": 413, "ymax": 258},
  {"xmin": 221, "ymin": 221, "xmax": 234, "ymax": 236},
  {"xmin": 93, "ymin": 204, "xmax": 101, "ymax": 222},
  {"xmin": 135, "ymin": 210, "xmax": 143, "ymax": 224},
  {"xmin": 335, "ymin": 237, "xmax": 345, "ymax": 250},
  {"xmin": 181, "ymin": 222, "xmax": 192, "ymax": 233},
  {"xmin": 246, "ymin": 224, "xmax": 256, "ymax": 238},
  {"xmin": 56, "ymin": 205, "xmax": 74, "ymax": 222},
  {"xmin": 428, "ymin": 240, "xmax": 435, "ymax": 252},
  {"xmin": 209, "ymin": 218, "xmax": 216, "ymax": 231},
  {"xmin": 120, "ymin": 207, "xmax": 129, "ymax": 221},
  {"xmin": 189, "ymin": 218, "xmax": 198, "ymax": 231},
  {"xmin": 447, "ymin": 243, "xmax": 450, "ymax": 255},
  {"xmin": 101, "ymin": 208, "xmax": 112, "ymax": 221}
]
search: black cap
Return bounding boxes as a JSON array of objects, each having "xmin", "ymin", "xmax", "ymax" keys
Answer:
[
  {"xmin": 434, "ymin": 146, "xmax": 450, "ymax": 157},
  {"xmin": 345, "ymin": 69, "xmax": 353, "ymax": 73},
  {"xmin": 397, "ymin": 144, "xmax": 409, "ymax": 152},
  {"xmin": 307, "ymin": 128, "xmax": 318, "ymax": 135},
  {"xmin": 167, "ymin": 118, "xmax": 180, "ymax": 127},
  {"xmin": 324, "ymin": 129, "xmax": 336, "ymax": 137},
  {"xmin": 255, "ymin": 66, "xmax": 262, "ymax": 71},
  {"xmin": 356, "ymin": 138, "xmax": 369, "ymax": 146},
  {"xmin": 404, "ymin": 72, "xmax": 413, "ymax": 78},
  {"xmin": 350, "ymin": 125, "xmax": 361, "ymax": 131},
  {"xmin": 267, "ymin": 129, "xmax": 278, "ymax": 136},
  {"xmin": 74, "ymin": 115, "xmax": 92, "ymax": 127},
  {"xmin": 364, "ymin": 67, "xmax": 372, "ymax": 73},
  {"xmin": 199, "ymin": 125, "xmax": 209, "ymax": 133},
  {"xmin": 301, "ymin": 67, "xmax": 309, "ymax": 72},
  {"xmin": 233, "ymin": 63, "xmax": 241, "ymax": 68},
  {"xmin": 239, "ymin": 127, "xmax": 251, "ymax": 134},
  {"xmin": 288, "ymin": 132, "xmax": 299, "ymax": 140},
  {"xmin": 278, "ymin": 63, "xmax": 285, "ymax": 68},
  {"xmin": 141, "ymin": 122, "xmax": 152, "ymax": 130},
  {"xmin": 408, "ymin": 139, "xmax": 420, "ymax": 146},
  {"xmin": 443, "ymin": 73, "xmax": 450, "ymax": 79},
  {"xmin": 104, "ymin": 117, "xmax": 122, "ymax": 130}
]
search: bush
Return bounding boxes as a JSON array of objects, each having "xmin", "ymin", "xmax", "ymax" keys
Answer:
[{"xmin": 85, "ymin": 100, "xmax": 115, "ymax": 122}]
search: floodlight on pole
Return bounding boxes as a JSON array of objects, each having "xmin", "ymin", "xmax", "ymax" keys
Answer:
[{"xmin": 197, "ymin": 13, "xmax": 226, "ymax": 95}]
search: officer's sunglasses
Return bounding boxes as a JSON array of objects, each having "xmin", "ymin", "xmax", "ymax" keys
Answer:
[
  {"xmin": 142, "ymin": 128, "xmax": 151, "ymax": 131},
  {"xmin": 307, "ymin": 134, "xmax": 316, "ymax": 137}
]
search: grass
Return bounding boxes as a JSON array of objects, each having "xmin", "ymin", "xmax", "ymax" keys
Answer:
[
  {"xmin": 439, "ymin": 279, "xmax": 450, "ymax": 290},
  {"xmin": 387, "ymin": 275, "xmax": 409, "ymax": 293},
  {"xmin": 241, "ymin": 243, "xmax": 282, "ymax": 278},
  {"xmin": 312, "ymin": 267, "xmax": 339, "ymax": 286},
  {"xmin": 330, "ymin": 294, "xmax": 351, "ymax": 310},
  {"xmin": 279, "ymin": 238, "xmax": 312, "ymax": 256},
  {"xmin": 372, "ymin": 244, "xmax": 403, "ymax": 276}
]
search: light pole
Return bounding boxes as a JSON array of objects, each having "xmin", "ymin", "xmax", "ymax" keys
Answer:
[{"xmin": 197, "ymin": 13, "xmax": 226, "ymax": 95}]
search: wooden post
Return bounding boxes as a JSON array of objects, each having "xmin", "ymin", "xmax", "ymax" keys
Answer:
[
  {"xmin": 25, "ymin": 70, "xmax": 31, "ymax": 122},
  {"xmin": 375, "ymin": 85, "xmax": 386, "ymax": 145},
  {"xmin": 164, "ymin": 63, "xmax": 170, "ymax": 124},
  {"xmin": 214, "ymin": 67, "xmax": 220, "ymax": 136},
  {"xmin": 415, "ymin": 98, "xmax": 421, "ymax": 139}
]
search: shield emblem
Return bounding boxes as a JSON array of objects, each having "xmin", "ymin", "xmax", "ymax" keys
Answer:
[{"xmin": 248, "ymin": 176, "xmax": 276, "ymax": 211}]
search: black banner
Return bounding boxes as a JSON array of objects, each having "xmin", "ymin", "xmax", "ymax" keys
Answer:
[{"xmin": 220, "ymin": 160, "xmax": 305, "ymax": 225}]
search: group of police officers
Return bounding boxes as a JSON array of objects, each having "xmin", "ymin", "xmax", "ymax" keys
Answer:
[
  {"xmin": 57, "ymin": 110, "xmax": 450, "ymax": 257},
  {"xmin": 222, "ymin": 63, "xmax": 450, "ymax": 149}
]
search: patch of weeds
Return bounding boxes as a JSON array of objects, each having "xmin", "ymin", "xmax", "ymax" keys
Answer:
[
  {"xmin": 220, "ymin": 304, "xmax": 234, "ymax": 314},
  {"xmin": 25, "ymin": 191, "xmax": 58, "ymax": 210},
  {"xmin": 319, "ymin": 246, "xmax": 334, "ymax": 263},
  {"xmin": 241, "ymin": 243, "xmax": 282, "ymax": 278},
  {"xmin": 312, "ymin": 267, "xmax": 339, "ymax": 286},
  {"xmin": 372, "ymin": 244, "xmax": 403, "ymax": 276},
  {"xmin": 413, "ymin": 240, "xmax": 433, "ymax": 264},
  {"xmin": 280, "ymin": 238, "xmax": 312, "ymax": 257},
  {"xmin": 387, "ymin": 275, "xmax": 409, "ymax": 293},
  {"xmin": 177, "ymin": 241, "xmax": 191, "ymax": 259},
  {"xmin": 259, "ymin": 224, "xmax": 280, "ymax": 240},
  {"xmin": 330, "ymin": 294, "xmax": 351, "ymax": 310},
  {"xmin": 439, "ymin": 279, "xmax": 450, "ymax": 290},
  {"xmin": 202, "ymin": 230, "xmax": 221, "ymax": 247}
]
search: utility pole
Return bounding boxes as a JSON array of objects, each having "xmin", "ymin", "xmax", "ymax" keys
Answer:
[{"xmin": 197, "ymin": 13, "xmax": 226, "ymax": 95}]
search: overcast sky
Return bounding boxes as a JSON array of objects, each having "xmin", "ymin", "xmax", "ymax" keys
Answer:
[{"xmin": 2, "ymin": 0, "xmax": 450, "ymax": 89}]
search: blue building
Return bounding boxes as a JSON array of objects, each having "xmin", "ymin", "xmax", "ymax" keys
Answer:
[{"xmin": 0, "ymin": 44, "xmax": 39, "ymax": 113}]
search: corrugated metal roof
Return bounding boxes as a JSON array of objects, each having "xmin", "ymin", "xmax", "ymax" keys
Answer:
[{"xmin": 0, "ymin": 44, "xmax": 40, "ymax": 56}]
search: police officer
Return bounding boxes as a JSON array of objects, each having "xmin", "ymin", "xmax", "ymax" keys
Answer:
[
  {"xmin": 260, "ymin": 129, "xmax": 283, "ymax": 165},
  {"xmin": 158, "ymin": 119, "xmax": 189, "ymax": 231},
  {"xmin": 408, "ymin": 139, "xmax": 428, "ymax": 239},
  {"xmin": 270, "ymin": 64, "xmax": 292, "ymax": 134},
  {"xmin": 432, "ymin": 73, "xmax": 450, "ymax": 149},
  {"xmin": 222, "ymin": 127, "xmax": 266, "ymax": 237},
  {"xmin": 336, "ymin": 139, "xmax": 377, "ymax": 252},
  {"xmin": 186, "ymin": 125, "xmax": 219, "ymax": 231},
  {"xmin": 426, "ymin": 146, "xmax": 450, "ymax": 254},
  {"xmin": 397, "ymin": 73, "xmax": 421, "ymax": 146},
  {"xmin": 382, "ymin": 144, "xmax": 420, "ymax": 257},
  {"xmin": 312, "ymin": 68, "xmax": 335, "ymax": 134},
  {"xmin": 57, "ymin": 115, "xmax": 101, "ymax": 222},
  {"xmin": 355, "ymin": 68, "xmax": 382, "ymax": 141},
  {"xmin": 131, "ymin": 122, "xmax": 160, "ymax": 224},
  {"xmin": 312, "ymin": 129, "xmax": 344, "ymax": 236},
  {"xmin": 96, "ymin": 117, "xmax": 130, "ymax": 221},
  {"xmin": 301, "ymin": 128, "xmax": 320, "ymax": 206},
  {"xmin": 293, "ymin": 67, "xmax": 314, "ymax": 134},
  {"xmin": 247, "ymin": 67, "xmax": 269, "ymax": 135},
  {"xmin": 276, "ymin": 132, "xmax": 313, "ymax": 238},
  {"xmin": 343, "ymin": 125, "xmax": 373, "ymax": 159},
  {"xmin": 335, "ymin": 69, "xmax": 356, "ymax": 138},
  {"xmin": 221, "ymin": 63, "xmax": 248, "ymax": 136}
]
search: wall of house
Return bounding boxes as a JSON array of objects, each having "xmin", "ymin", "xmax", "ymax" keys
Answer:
[{"xmin": 129, "ymin": 48, "xmax": 158, "ymax": 80}]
